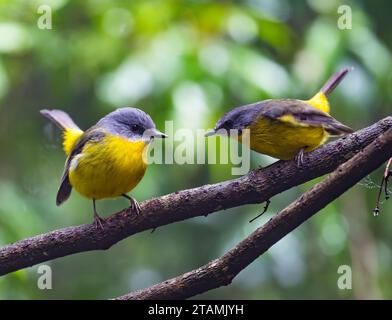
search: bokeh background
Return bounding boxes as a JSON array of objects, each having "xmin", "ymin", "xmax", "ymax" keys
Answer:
[{"xmin": 0, "ymin": 0, "xmax": 391, "ymax": 299}]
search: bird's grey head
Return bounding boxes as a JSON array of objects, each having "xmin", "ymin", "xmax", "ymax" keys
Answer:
[
  {"xmin": 98, "ymin": 107, "xmax": 167, "ymax": 141},
  {"xmin": 205, "ymin": 103, "xmax": 263, "ymax": 137}
]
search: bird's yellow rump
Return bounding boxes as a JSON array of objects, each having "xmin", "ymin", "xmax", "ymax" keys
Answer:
[
  {"xmin": 207, "ymin": 68, "xmax": 353, "ymax": 164},
  {"xmin": 41, "ymin": 108, "xmax": 166, "ymax": 228}
]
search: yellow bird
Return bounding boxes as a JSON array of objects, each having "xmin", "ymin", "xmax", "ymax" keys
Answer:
[
  {"xmin": 206, "ymin": 68, "xmax": 354, "ymax": 165},
  {"xmin": 41, "ymin": 107, "xmax": 167, "ymax": 229}
]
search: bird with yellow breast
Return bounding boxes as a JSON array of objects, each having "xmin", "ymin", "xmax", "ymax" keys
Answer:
[
  {"xmin": 206, "ymin": 68, "xmax": 354, "ymax": 165},
  {"xmin": 41, "ymin": 107, "xmax": 167, "ymax": 229}
]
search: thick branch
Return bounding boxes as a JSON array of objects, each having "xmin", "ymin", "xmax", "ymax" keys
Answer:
[
  {"xmin": 0, "ymin": 117, "xmax": 391, "ymax": 276},
  {"xmin": 115, "ymin": 127, "xmax": 392, "ymax": 300}
]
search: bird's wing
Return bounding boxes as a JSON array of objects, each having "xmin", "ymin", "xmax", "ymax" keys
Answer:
[
  {"xmin": 258, "ymin": 99, "xmax": 354, "ymax": 135},
  {"xmin": 56, "ymin": 128, "xmax": 106, "ymax": 206}
]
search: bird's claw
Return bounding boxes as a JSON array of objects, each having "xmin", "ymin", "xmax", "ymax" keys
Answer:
[
  {"xmin": 129, "ymin": 198, "xmax": 141, "ymax": 215},
  {"xmin": 294, "ymin": 147, "xmax": 306, "ymax": 167},
  {"xmin": 93, "ymin": 215, "xmax": 106, "ymax": 230},
  {"xmin": 122, "ymin": 194, "xmax": 142, "ymax": 215}
]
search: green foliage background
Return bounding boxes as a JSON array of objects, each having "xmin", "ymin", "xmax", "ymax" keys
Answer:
[{"xmin": 0, "ymin": 0, "xmax": 391, "ymax": 299}]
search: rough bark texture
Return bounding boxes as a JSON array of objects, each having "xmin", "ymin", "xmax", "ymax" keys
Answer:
[
  {"xmin": 0, "ymin": 117, "xmax": 391, "ymax": 277},
  {"xmin": 115, "ymin": 127, "xmax": 392, "ymax": 300}
]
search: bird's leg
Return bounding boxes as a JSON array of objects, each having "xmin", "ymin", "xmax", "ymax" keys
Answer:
[
  {"xmin": 122, "ymin": 194, "xmax": 141, "ymax": 215},
  {"xmin": 249, "ymin": 199, "xmax": 271, "ymax": 223},
  {"xmin": 294, "ymin": 147, "xmax": 307, "ymax": 167},
  {"xmin": 93, "ymin": 199, "xmax": 105, "ymax": 230}
]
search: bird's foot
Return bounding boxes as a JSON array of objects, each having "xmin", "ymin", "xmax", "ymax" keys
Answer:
[
  {"xmin": 123, "ymin": 194, "xmax": 141, "ymax": 215},
  {"xmin": 294, "ymin": 147, "xmax": 306, "ymax": 167},
  {"xmin": 93, "ymin": 214, "xmax": 106, "ymax": 231},
  {"xmin": 130, "ymin": 198, "xmax": 141, "ymax": 215},
  {"xmin": 92, "ymin": 199, "xmax": 105, "ymax": 230}
]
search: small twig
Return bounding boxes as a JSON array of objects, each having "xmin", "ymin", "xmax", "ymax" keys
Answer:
[
  {"xmin": 373, "ymin": 157, "xmax": 392, "ymax": 215},
  {"xmin": 249, "ymin": 199, "xmax": 271, "ymax": 223},
  {"xmin": 384, "ymin": 157, "xmax": 391, "ymax": 199}
]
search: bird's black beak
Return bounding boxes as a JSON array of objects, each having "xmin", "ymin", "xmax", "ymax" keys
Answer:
[
  {"xmin": 204, "ymin": 129, "xmax": 216, "ymax": 137},
  {"xmin": 149, "ymin": 128, "xmax": 167, "ymax": 139}
]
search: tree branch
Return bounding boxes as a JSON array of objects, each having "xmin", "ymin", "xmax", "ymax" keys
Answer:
[
  {"xmin": 0, "ymin": 117, "xmax": 391, "ymax": 276},
  {"xmin": 115, "ymin": 126, "xmax": 392, "ymax": 300}
]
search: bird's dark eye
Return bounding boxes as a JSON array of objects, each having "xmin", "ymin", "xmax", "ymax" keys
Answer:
[{"xmin": 131, "ymin": 124, "xmax": 144, "ymax": 134}]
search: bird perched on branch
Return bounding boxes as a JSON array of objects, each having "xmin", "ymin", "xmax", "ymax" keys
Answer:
[
  {"xmin": 206, "ymin": 68, "xmax": 354, "ymax": 165},
  {"xmin": 41, "ymin": 107, "xmax": 167, "ymax": 229}
]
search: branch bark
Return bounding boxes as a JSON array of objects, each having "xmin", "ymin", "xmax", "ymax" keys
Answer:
[
  {"xmin": 115, "ymin": 127, "xmax": 392, "ymax": 300},
  {"xmin": 0, "ymin": 117, "xmax": 391, "ymax": 277}
]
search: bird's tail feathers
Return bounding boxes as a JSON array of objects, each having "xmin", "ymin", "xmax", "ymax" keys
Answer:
[
  {"xmin": 40, "ymin": 109, "xmax": 81, "ymax": 131},
  {"xmin": 320, "ymin": 67, "xmax": 352, "ymax": 96},
  {"xmin": 40, "ymin": 109, "xmax": 84, "ymax": 156},
  {"xmin": 306, "ymin": 67, "xmax": 352, "ymax": 114}
]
